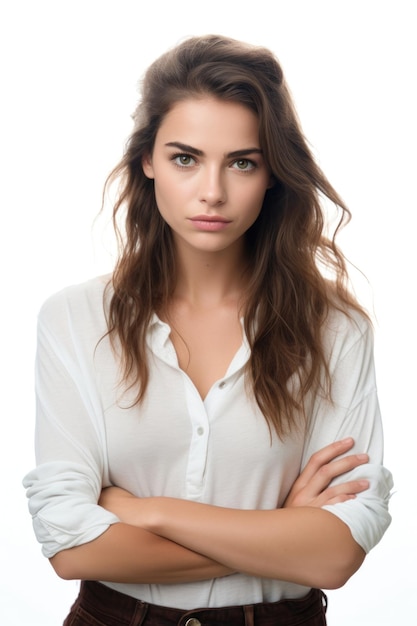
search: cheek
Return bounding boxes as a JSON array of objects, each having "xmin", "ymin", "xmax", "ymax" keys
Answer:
[
  {"xmin": 156, "ymin": 176, "xmax": 195, "ymax": 213},
  {"xmin": 153, "ymin": 173, "xmax": 174, "ymax": 206},
  {"xmin": 153, "ymin": 178, "xmax": 186, "ymax": 225},
  {"xmin": 242, "ymin": 185, "xmax": 268, "ymax": 217},
  {"xmin": 153, "ymin": 187, "xmax": 170, "ymax": 221}
]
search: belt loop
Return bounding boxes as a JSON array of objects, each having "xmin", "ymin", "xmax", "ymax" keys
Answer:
[
  {"xmin": 321, "ymin": 590, "xmax": 328, "ymax": 614},
  {"xmin": 130, "ymin": 600, "xmax": 149, "ymax": 626},
  {"xmin": 243, "ymin": 604, "xmax": 255, "ymax": 626}
]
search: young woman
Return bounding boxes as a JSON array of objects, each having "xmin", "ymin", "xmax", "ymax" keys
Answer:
[{"xmin": 24, "ymin": 35, "xmax": 393, "ymax": 625}]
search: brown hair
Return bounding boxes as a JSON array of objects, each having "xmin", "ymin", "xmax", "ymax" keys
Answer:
[{"xmin": 105, "ymin": 34, "xmax": 366, "ymax": 438}]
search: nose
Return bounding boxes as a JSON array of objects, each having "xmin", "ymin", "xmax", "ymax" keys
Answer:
[{"xmin": 198, "ymin": 165, "xmax": 226, "ymax": 207}]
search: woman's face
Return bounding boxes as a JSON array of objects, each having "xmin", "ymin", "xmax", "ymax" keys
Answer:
[{"xmin": 142, "ymin": 97, "xmax": 272, "ymax": 258}]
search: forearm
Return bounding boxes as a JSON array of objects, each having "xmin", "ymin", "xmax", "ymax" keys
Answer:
[
  {"xmin": 95, "ymin": 441, "xmax": 370, "ymax": 589},
  {"xmin": 50, "ymin": 521, "xmax": 233, "ymax": 583},
  {"xmin": 144, "ymin": 499, "xmax": 365, "ymax": 589}
]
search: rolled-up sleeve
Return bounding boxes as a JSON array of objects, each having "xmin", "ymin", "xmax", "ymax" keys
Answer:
[
  {"xmin": 23, "ymin": 288, "xmax": 119, "ymax": 558},
  {"xmin": 302, "ymin": 311, "xmax": 393, "ymax": 553},
  {"xmin": 24, "ymin": 462, "xmax": 119, "ymax": 557},
  {"xmin": 322, "ymin": 463, "xmax": 393, "ymax": 553}
]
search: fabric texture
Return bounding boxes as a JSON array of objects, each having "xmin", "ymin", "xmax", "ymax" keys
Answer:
[{"xmin": 23, "ymin": 275, "xmax": 393, "ymax": 609}]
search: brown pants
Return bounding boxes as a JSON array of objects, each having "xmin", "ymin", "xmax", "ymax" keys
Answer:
[{"xmin": 63, "ymin": 580, "xmax": 327, "ymax": 625}]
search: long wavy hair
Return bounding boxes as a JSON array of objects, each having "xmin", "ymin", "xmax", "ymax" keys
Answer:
[{"xmin": 105, "ymin": 34, "xmax": 366, "ymax": 438}]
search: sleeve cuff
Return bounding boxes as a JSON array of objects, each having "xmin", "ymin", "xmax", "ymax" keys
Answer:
[
  {"xmin": 23, "ymin": 461, "xmax": 120, "ymax": 558},
  {"xmin": 322, "ymin": 464, "xmax": 394, "ymax": 553}
]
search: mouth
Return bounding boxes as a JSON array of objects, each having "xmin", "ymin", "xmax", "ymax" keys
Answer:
[
  {"xmin": 189, "ymin": 215, "xmax": 232, "ymax": 231},
  {"xmin": 190, "ymin": 215, "xmax": 231, "ymax": 223}
]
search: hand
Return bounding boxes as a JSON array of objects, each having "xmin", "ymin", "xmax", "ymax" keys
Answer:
[{"xmin": 284, "ymin": 438, "xmax": 370, "ymax": 509}]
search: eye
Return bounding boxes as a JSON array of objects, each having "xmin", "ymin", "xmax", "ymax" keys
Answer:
[
  {"xmin": 172, "ymin": 153, "xmax": 196, "ymax": 167},
  {"xmin": 232, "ymin": 158, "xmax": 255, "ymax": 171}
]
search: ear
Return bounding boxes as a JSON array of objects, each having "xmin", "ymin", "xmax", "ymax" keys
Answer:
[{"xmin": 142, "ymin": 154, "xmax": 155, "ymax": 179}]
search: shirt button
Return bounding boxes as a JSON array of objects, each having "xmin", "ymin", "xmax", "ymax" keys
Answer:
[
  {"xmin": 218, "ymin": 381, "xmax": 226, "ymax": 389},
  {"xmin": 185, "ymin": 619, "xmax": 202, "ymax": 626},
  {"xmin": 197, "ymin": 426, "xmax": 204, "ymax": 436}
]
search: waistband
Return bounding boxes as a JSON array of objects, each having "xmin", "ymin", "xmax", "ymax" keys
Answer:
[{"xmin": 67, "ymin": 580, "xmax": 327, "ymax": 626}]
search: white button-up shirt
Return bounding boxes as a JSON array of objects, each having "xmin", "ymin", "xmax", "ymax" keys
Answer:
[{"xmin": 23, "ymin": 275, "xmax": 393, "ymax": 608}]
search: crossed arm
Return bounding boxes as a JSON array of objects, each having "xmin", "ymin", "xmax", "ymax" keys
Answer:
[{"xmin": 50, "ymin": 438, "xmax": 368, "ymax": 589}]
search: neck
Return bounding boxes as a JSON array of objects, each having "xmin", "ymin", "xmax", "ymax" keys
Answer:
[{"xmin": 172, "ymin": 241, "xmax": 249, "ymax": 308}]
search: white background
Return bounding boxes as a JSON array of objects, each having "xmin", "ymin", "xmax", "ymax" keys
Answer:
[{"xmin": 1, "ymin": 1, "xmax": 415, "ymax": 624}]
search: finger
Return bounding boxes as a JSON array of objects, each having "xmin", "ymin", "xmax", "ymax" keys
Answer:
[
  {"xmin": 308, "ymin": 438, "xmax": 357, "ymax": 469},
  {"xmin": 312, "ymin": 453, "xmax": 369, "ymax": 488},
  {"xmin": 285, "ymin": 476, "xmax": 369, "ymax": 508},
  {"xmin": 320, "ymin": 494, "xmax": 357, "ymax": 506},
  {"xmin": 295, "ymin": 438, "xmax": 356, "ymax": 488},
  {"xmin": 317, "ymin": 488, "xmax": 365, "ymax": 507},
  {"xmin": 318, "ymin": 479, "xmax": 370, "ymax": 505},
  {"xmin": 290, "ymin": 452, "xmax": 369, "ymax": 500}
]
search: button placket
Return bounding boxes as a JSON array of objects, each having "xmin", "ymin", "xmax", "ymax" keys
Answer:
[{"xmin": 182, "ymin": 375, "xmax": 210, "ymax": 498}]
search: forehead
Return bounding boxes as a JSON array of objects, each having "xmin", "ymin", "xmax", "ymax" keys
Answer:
[{"xmin": 155, "ymin": 97, "xmax": 260, "ymax": 150}]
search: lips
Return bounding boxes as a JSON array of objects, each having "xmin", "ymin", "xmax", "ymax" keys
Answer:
[
  {"xmin": 190, "ymin": 215, "xmax": 231, "ymax": 223},
  {"xmin": 189, "ymin": 215, "xmax": 231, "ymax": 231}
]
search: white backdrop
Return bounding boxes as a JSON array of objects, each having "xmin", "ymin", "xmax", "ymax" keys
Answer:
[{"xmin": 1, "ymin": 1, "xmax": 415, "ymax": 624}]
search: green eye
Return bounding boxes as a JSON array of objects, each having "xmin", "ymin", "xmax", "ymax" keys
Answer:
[
  {"xmin": 174, "ymin": 154, "xmax": 195, "ymax": 166},
  {"xmin": 234, "ymin": 159, "xmax": 254, "ymax": 171}
]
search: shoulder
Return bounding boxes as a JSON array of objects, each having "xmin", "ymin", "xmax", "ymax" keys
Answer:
[
  {"xmin": 322, "ymin": 306, "xmax": 374, "ymax": 363},
  {"xmin": 38, "ymin": 274, "xmax": 112, "ymax": 338}
]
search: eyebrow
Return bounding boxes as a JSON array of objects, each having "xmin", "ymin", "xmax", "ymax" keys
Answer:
[{"xmin": 164, "ymin": 141, "xmax": 263, "ymax": 159}]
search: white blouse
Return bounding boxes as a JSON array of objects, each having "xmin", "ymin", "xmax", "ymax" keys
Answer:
[{"xmin": 23, "ymin": 275, "xmax": 393, "ymax": 609}]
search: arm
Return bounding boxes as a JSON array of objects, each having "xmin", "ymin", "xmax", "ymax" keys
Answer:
[
  {"xmin": 49, "ymin": 436, "xmax": 363, "ymax": 584},
  {"xmin": 300, "ymin": 312, "xmax": 393, "ymax": 553},
  {"xmin": 98, "ymin": 438, "xmax": 370, "ymax": 589},
  {"xmin": 141, "ymin": 500, "xmax": 364, "ymax": 590},
  {"xmin": 49, "ymin": 523, "xmax": 233, "ymax": 583},
  {"xmin": 23, "ymin": 287, "xmax": 232, "ymax": 584},
  {"xmin": 24, "ymin": 461, "xmax": 233, "ymax": 584}
]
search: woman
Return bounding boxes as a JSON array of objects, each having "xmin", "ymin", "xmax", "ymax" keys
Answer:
[{"xmin": 24, "ymin": 35, "xmax": 393, "ymax": 625}]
